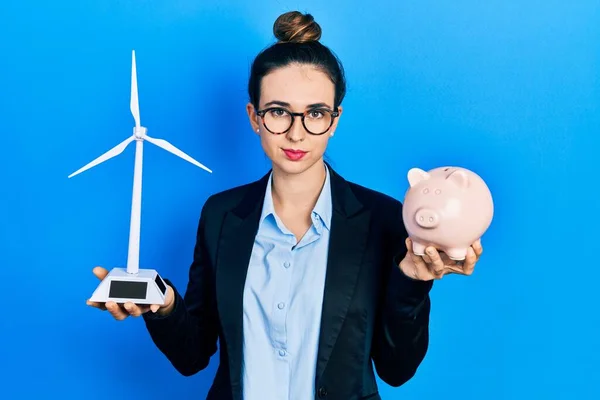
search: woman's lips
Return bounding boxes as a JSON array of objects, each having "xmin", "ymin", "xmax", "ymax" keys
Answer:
[{"xmin": 282, "ymin": 148, "xmax": 307, "ymax": 161}]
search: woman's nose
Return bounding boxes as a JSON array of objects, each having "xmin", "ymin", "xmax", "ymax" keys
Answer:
[{"xmin": 286, "ymin": 117, "xmax": 307, "ymax": 142}]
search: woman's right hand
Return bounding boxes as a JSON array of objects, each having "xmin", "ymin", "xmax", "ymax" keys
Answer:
[{"xmin": 86, "ymin": 266, "xmax": 176, "ymax": 320}]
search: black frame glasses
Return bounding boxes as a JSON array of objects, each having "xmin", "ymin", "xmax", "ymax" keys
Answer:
[{"xmin": 256, "ymin": 107, "xmax": 339, "ymax": 135}]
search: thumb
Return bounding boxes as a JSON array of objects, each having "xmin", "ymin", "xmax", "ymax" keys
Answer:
[
  {"xmin": 92, "ymin": 266, "xmax": 109, "ymax": 280},
  {"xmin": 405, "ymin": 237, "xmax": 413, "ymax": 253}
]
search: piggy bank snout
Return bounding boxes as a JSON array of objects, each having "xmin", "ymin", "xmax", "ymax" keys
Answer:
[{"xmin": 414, "ymin": 208, "xmax": 440, "ymax": 229}]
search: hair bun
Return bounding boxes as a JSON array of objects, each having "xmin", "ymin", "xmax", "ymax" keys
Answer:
[{"xmin": 273, "ymin": 11, "xmax": 322, "ymax": 44}]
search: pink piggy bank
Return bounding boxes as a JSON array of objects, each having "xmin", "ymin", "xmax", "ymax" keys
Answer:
[{"xmin": 402, "ymin": 166, "xmax": 494, "ymax": 260}]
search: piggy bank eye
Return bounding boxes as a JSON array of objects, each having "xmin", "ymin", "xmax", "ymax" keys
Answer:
[
  {"xmin": 435, "ymin": 189, "xmax": 441, "ymax": 195},
  {"xmin": 422, "ymin": 188, "xmax": 429, "ymax": 194}
]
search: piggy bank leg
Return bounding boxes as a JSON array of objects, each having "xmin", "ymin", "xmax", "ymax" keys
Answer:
[
  {"xmin": 445, "ymin": 247, "xmax": 467, "ymax": 261},
  {"xmin": 411, "ymin": 240, "xmax": 426, "ymax": 256}
]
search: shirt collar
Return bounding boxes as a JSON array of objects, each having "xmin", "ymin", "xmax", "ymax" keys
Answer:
[{"xmin": 260, "ymin": 164, "xmax": 332, "ymax": 231}]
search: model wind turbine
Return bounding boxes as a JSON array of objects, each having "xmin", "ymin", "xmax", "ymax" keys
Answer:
[{"xmin": 69, "ymin": 50, "xmax": 212, "ymax": 305}]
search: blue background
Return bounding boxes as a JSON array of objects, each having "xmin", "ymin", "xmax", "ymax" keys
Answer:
[{"xmin": 1, "ymin": 0, "xmax": 598, "ymax": 399}]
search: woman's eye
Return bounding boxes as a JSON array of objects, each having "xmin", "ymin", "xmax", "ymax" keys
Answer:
[
  {"xmin": 308, "ymin": 110, "xmax": 324, "ymax": 119},
  {"xmin": 269, "ymin": 109, "xmax": 287, "ymax": 118}
]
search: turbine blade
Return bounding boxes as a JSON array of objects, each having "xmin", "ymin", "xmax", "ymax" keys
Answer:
[
  {"xmin": 68, "ymin": 136, "xmax": 135, "ymax": 178},
  {"xmin": 130, "ymin": 50, "xmax": 141, "ymax": 128},
  {"xmin": 144, "ymin": 135, "xmax": 212, "ymax": 173}
]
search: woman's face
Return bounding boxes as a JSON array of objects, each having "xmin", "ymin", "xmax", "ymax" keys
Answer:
[{"xmin": 246, "ymin": 63, "xmax": 342, "ymax": 176}]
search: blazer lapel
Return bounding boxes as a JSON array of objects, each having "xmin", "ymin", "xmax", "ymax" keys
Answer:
[
  {"xmin": 316, "ymin": 165, "xmax": 371, "ymax": 381},
  {"xmin": 215, "ymin": 172, "xmax": 269, "ymax": 399}
]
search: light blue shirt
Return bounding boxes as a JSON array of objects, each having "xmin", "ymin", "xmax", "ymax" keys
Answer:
[{"xmin": 241, "ymin": 165, "xmax": 332, "ymax": 400}]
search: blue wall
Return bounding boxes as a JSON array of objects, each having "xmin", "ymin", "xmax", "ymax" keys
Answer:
[{"xmin": 1, "ymin": 0, "xmax": 598, "ymax": 399}]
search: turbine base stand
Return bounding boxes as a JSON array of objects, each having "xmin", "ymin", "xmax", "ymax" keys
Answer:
[{"xmin": 89, "ymin": 267, "xmax": 167, "ymax": 305}]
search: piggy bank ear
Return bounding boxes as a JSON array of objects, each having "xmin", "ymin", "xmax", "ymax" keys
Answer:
[
  {"xmin": 446, "ymin": 169, "xmax": 469, "ymax": 189},
  {"xmin": 407, "ymin": 168, "xmax": 430, "ymax": 187}
]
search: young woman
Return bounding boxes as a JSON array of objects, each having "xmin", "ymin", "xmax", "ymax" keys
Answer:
[{"xmin": 88, "ymin": 11, "xmax": 483, "ymax": 400}]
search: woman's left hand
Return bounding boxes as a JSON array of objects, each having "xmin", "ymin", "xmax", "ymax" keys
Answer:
[{"xmin": 399, "ymin": 237, "xmax": 483, "ymax": 281}]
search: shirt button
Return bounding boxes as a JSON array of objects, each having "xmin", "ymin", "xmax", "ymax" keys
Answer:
[
  {"xmin": 283, "ymin": 261, "xmax": 291, "ymax": 268},
  {"xmin": 277, "ymin": 302, "xmax": 285, "ymax": 309},
  {"xmin": 279, "ymin": 349, "xmax": 286, "ymax": 356}
]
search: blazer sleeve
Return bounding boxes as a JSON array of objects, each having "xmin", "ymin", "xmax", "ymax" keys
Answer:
[
  {"xmin": 371, "ymin": 199, "xmax": 434, "ymax": 387},
  {"xmin": 142, "ymin": 200, "xmax": 220, "ymax": 376}
]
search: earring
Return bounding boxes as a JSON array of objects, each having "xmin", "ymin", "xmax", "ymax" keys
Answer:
[{"xmin": 330, "ymin": 132, "xmax": 334, "ymax": 137}]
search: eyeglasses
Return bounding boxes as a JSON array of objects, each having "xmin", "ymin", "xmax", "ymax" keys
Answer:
[{"xmin": 256, "ymin": 107, "xmax": 339, "ymax": 135}]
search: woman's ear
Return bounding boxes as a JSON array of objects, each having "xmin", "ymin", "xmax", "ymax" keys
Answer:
[
  {"xmin": 246, "ymin": 102, "xmax": 260, "ymax": 134},
  {"xmin": 329, "ymin": 105, "xmax": 343, "ymax": 136}
]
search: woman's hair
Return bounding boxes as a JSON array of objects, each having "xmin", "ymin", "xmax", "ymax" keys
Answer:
[{"xmin": 248, "ymin": 11, "xmax": 346, "ymax": 111}]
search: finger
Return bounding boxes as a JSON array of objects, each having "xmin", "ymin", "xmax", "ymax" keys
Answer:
[
  {"xmin": 405, "ymin": 238, "xmax": 436, "ymax": 280},
  {"xmin": 445, "ymin": 260, "xmax": 464, "ymax": 275},
  {"xmin": 409, "ymin": 250, "xmax": 427, "ymax": 270},
  {"xmin": 461, "ymin": 247, "xmax": 477, "ymax": 275},
  {"xmin": 405, "ymin": 237, "xmax": 413, "ymax": 253},
  {"xmin": 123, "ymin": 302, "xmax": 148, "ymax": 317},
  {"xmin": 105, "ymin": 301, "xmax": 129, "ymax": 321},
  {"xmin": 425, "ymin": 247, "xmax": 445, "ymax": 276},
  {"xmin": 86, "ymin": 299, "xmax": 107, "ymax": 311},
  {"xmin": 472, "ymin": 239, "xmax": 483, "ymax": 260},
  {"xmin": 408, "ymin": 251, "xmax": 432, "ymax": 280},
  {"xmin": 439, "ymin": 251, "xmax": 470, "ymax": 275},
  {"xmin": 150, "ymin": 304, "xmax": 160, "ymax": 313},
  {"xmin": 92, "ymin": 266, "xmax": 109, "ymax": 280}
]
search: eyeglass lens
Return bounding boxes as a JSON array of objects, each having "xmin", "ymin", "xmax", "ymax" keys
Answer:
[{"xmin": 263, "ymin": 109, "xmax": 332, "ymax": 134}]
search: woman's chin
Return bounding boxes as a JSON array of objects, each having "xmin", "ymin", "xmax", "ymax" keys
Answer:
[{"xmin": 272, "ymin": 156, "xmax": 322, "ymax": 176}]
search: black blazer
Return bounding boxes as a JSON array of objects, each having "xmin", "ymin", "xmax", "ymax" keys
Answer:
[{"xmin": 143, "ymin": 164, "xmax": 434, "ymax": 400}]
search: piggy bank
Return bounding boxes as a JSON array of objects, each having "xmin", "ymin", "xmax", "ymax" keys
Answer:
[{"xmin": 402, "ymin": 166, "xmax": 494, "ymax": 260}]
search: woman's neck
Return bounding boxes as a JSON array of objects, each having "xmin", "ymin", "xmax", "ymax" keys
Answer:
[{"xmin": 271, "ymin": 160, "xmax": 327, "ymax": 214}]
